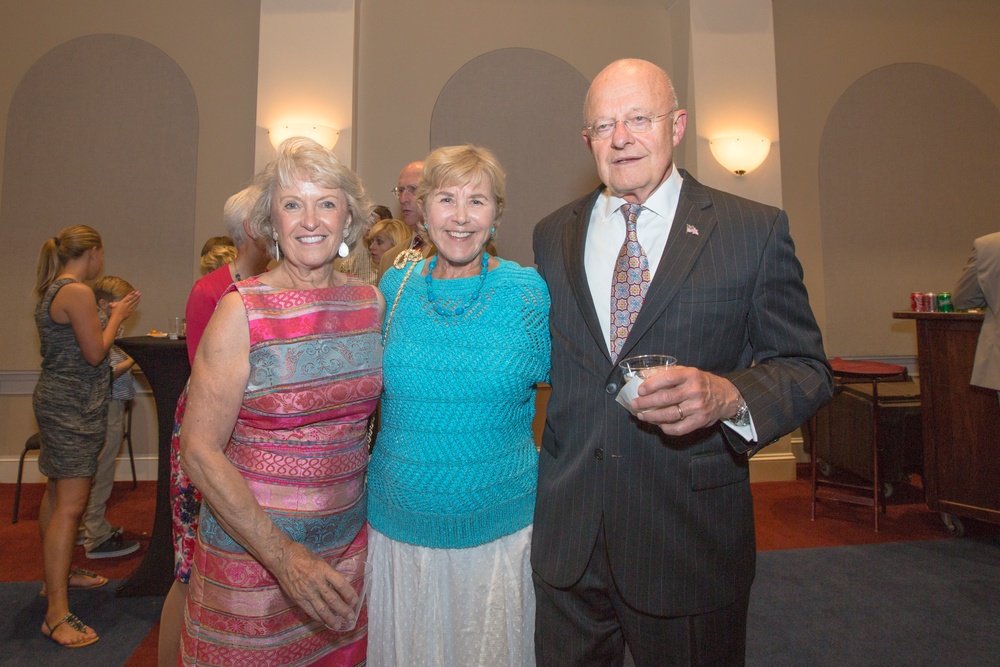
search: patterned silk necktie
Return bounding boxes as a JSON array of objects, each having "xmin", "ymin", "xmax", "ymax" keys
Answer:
[{"xmin": 610, "ymin": 203, "xmax": 650, "ymax": 360}]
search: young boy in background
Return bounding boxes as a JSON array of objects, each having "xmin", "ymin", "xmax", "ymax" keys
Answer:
[{"xmin": 81, "ymin": 276, "xmax": 141, "ymax": 559}]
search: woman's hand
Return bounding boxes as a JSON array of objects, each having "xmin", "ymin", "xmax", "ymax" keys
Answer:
[
  {"xmin": 271, "ymin": 541, "xmax": 359, "ymax": 629},
  {"xmin": 109, "ymin": 290, "xmax": 141, "ymax": 322}
]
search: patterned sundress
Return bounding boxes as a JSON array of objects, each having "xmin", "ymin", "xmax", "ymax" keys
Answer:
[
  {"xmin": 181, "ymin": 277, "xmax": 381, "ymax": 667},
  {"xmin": 169, "ymin": 383, "xmax": 200, "ymax": 582}
]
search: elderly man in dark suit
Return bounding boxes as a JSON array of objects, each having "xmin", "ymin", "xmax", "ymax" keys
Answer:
[{"xmin": 531, "ymin": 58, "xmax": 833, "ymax": 666}]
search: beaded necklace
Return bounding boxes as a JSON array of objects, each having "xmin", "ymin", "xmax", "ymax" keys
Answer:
[{"xmin": 425, "ymin": 252, "xmax": 489, "ymax": 316}]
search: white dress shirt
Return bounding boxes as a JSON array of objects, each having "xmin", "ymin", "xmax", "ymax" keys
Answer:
[{"xmin": 584, "ymin": 167, "xmax": 683, "ymax": 353}]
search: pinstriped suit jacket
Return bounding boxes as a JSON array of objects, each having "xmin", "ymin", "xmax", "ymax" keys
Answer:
[{"xmin": 531, "ymin": 172, "xmax": 833, "ymax": 617}]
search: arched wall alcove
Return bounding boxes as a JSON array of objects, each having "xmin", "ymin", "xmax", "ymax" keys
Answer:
[
  {"xmin": 430, "ymin": 48, "xmax": 597, "ymax": 267},
  {"xmin": 1, "ymin": 34, "xmax": 198, "ymax": 367},
  {"xmin": 818, "ymin": 62, "xmax": 1000, "ymax": 358}
]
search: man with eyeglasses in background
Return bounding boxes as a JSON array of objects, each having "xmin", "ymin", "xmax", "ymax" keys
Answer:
[
  {"xmin": 379, "ymin": 160, "xmax": 429, "ymax": 277},
  {"xmin": 531, "ymin": 58, "xmax": 832, "ymax": 665}
]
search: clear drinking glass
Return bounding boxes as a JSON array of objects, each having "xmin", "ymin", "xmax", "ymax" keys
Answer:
[
  {"xmin": 618, "ymin": 354, "xmax": 677, "ymax": 380},
  {"xmin": 616, "ymin": 354, "xmax": 677, "ymax": 415},
  {"xmin": 325, "ymin": 555, "xmax": 372, "ymax": 632}
]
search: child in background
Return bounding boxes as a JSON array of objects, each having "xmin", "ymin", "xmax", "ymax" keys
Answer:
[{"xmin": 81, "ymin": 276, "xmax": 141, "ymax": 559}]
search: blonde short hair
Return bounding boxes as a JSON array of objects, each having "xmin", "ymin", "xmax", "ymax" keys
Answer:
[
  {"xmin": 93, "ymin": 275, "xmax": 135, "ymax": 303},
  {"xmin": 365, "ymin": 218, "xmax": 410, "ymax": 249},
  {"xmin": 200, "ymin": 244, "xmax": 238, "ymax": 274},
  {"xmin": 416, "ymin": 145, "xmax": 507, "ymax": 227}
]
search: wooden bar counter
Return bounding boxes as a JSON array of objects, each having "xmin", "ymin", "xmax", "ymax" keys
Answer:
[{"xmin": 894, "ymin": 311, "xmax": 1000, "ymax": 533}]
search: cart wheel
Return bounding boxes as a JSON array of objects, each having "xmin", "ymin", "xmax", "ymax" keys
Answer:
[
  {"xmin": 941, "ymin": 512, "xmax": 965, "ymax": 537},
  {"xmin": 818, "ymin": 460, "xmax": 832, "ymax": 477},
  {"xmin": 883, "ymin": 482, "xmax": 894, "ymax": 499}
]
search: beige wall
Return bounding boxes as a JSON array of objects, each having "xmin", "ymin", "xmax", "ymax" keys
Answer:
[
  {"xmin": 688, "ymin": 0, "xmax": 783, "ymax": 208},
  {"xmin": 355, "ymin": 0, "xmax": 681, "ymax": 242},
  {"xmin": 0, "ymin": 0, "xmax": 261, "ymax": 477},
  {"xmin": 254, "ymin": 0, "xmax": 356, "ymax": 171},
  {"xmin": 773, "ymin": 0, "xmax": 1000, "ymax": 357},
  {"xmin": 0, "ymin": 0, "xmax": 260, "ymax": 356}
]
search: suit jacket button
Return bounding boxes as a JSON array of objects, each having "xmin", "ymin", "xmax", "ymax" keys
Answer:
[
  {"xmin": 606, "ymin": 383, "xmax": 618, "ymax": 394},
  {"xmin": 594, "ymin": 448, "xmax": 604, "ymax": 460}
]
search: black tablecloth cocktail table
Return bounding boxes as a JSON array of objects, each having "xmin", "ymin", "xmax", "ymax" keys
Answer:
[{"xmin": 115, "ymin": 336, "xmax": 190, "ymax": 597}]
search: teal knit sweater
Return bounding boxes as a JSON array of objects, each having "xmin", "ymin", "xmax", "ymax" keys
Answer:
[{"xmin": 368, "ymin": 258, "xmax": 551, "ymax": 548}]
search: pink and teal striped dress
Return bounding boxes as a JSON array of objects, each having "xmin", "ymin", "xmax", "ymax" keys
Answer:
[{"xmin": 182, "ymin": 277, "xmax": 381, "ymax": 667}]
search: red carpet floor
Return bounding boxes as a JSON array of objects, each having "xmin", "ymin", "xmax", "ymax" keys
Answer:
[{"xmin": 0, "ymin": 468, "xmax": 969, "ymax": 665}]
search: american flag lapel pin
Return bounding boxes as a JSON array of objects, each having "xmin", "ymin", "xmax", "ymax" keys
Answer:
[{"xmin": 685, "ymin": 224, "xmax": 699, "ymax": 236}]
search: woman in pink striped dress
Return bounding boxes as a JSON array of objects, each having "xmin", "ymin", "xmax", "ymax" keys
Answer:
[{"xmin": 179, "ymin": 137, "xmax": 383, "ymax": 667}]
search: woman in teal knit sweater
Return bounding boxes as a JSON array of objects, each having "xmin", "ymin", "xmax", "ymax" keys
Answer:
[{"xmin": 368, "ymin": 145, "xmax": 550, "ymax": 666}]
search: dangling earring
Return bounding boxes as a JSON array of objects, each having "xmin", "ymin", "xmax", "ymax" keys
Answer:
[
  {"xmin": 272, "ymin": 231, "xmax": 281, "ymax": 262},
  {"xmin": 490, "ymin": 226, "xmax": 496, "ymax": 238},
  {"xmin": 338, "ymin": 241, "xmax": 350, "ymax": 258}
]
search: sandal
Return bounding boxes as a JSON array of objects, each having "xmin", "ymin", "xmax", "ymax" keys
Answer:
[
  {"xmin": 41, "ymin": 613, "xmax": 100, "ymax": 648},
  {"xmin": 39, "ymin": 568, "xmax": 108, "ymax": 597}
]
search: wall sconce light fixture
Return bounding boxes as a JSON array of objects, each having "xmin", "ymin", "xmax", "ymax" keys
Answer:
[
  {"xmin": 269, "ymin": 123, "xmax": 340, "ymax": 150},
  {"xmin": 709, "ymin": 136, "xmax": 771, "ymax": 175}
]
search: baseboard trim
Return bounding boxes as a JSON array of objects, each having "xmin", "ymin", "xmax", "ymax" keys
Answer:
[
  {"xmin": 749, "ymin": 450, "xmax": 798, "ymax": 483},
  {"xmin": 0, "ymin": 456, "xmax": 158, "ymax": 484}
]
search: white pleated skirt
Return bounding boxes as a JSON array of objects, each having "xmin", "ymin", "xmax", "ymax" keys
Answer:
[{"xmin": 367, "ymin": 525, "xmax": 536, "ymax": 667}]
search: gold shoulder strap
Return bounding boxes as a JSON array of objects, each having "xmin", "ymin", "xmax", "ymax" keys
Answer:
[{"xmin": 383, "ymin": 249, "xmax": 424, "ymax": 346}]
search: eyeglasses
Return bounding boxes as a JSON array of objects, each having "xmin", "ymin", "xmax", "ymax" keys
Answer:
[
  {"xmin": 584, "ymin": 109, "xmax": 676, "ymax": 140},
  {"xmin": 391, "ymin": 185, "xmax": 418, "ymax": 198}
]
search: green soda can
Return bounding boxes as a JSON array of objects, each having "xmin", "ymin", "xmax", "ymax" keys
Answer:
[{"xmin": 936, "ymin": 292, "xmax": 954, "ymax": 312}]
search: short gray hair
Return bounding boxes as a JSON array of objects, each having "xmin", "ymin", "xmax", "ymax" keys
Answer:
[{"xmin": 223, "ymin": 186, "xmax": 258, "ymax": 246}]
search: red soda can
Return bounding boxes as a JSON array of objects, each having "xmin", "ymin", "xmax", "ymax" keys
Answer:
[
  {"xmin": 924, "ymin": 292, "xmax": 937, "ymax": 312},
  {"xmin": 910, "ymin": 292, "xmax": 923, "ymax": 311}
]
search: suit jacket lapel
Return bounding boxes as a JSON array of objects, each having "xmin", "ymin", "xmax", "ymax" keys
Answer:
[
  {"xmin": 617, "ymin": 172, "xmax": 717, "ymax": 360},
  {"xmin": 563, "ymin": 187, "xmax": 611, "ymax": 363}
]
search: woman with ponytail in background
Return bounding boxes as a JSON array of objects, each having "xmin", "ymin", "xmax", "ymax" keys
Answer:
[{"xmin": 33, "ymin": 225, "xmax": 140, "ymax": 648}]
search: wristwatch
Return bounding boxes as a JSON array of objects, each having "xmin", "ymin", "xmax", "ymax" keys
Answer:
[{"xmin": 730, "ymin": 399, "xmax": 751, "ymax": 427}]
